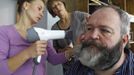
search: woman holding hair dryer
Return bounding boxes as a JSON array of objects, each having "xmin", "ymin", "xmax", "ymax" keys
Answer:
[{"xmin": 0, "ymin": 0, "xmax": 73, "ymax": 75}]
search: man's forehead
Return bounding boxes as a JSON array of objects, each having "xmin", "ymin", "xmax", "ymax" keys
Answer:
[
  {"xmin": 93, "ymin": 7, "xmax": 119, "ymax": 17},
  {"xmin": 86, "ymin": 7, "xmax": 121, "ymax": 33},
  {"xmin": 87, "ymin": 7, "xmax": 120, "ymax": 25}
]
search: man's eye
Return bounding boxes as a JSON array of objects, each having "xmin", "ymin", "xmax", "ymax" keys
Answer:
[
  {"xmin": 101, "ymin": 29, "xmax": 114, "ymax": 37},
  {"xmin": 101, "ymin": 29, "xmax": 111, "ymax": 33},
  {"xmin": 87, "ymin": 27, "xmax": 92, "ymax": 31}
]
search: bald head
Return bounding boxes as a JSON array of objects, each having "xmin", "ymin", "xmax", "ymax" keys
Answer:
[{"xmin": 92, "ymin": 7, "xmax": 121, "ymax": 26}]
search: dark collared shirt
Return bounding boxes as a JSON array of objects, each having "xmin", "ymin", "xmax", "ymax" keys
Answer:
[{"xmin": 65, "ymin": 48, "xmax": 134, "ymax": 75}]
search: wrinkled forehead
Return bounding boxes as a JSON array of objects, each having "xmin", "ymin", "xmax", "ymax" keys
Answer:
[
  {"xmin": 87, "ymin": 8, "xmax": 121, "ymax": 28},
  {"xmin": 94, "ymin": 7, "xmax": 118, "ymax": 15}
]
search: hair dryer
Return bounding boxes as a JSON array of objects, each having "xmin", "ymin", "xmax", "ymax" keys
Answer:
[{"xmin": 27, "ymin": 27, "xmax": 72, "ymax": 64}]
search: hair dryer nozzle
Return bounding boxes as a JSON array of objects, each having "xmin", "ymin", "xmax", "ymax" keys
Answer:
[{"xmin": 65, "ymin": 30, "xmax": 73, "ymax": 41}]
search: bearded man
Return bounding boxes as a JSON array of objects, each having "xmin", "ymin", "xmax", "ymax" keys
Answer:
[{"xmin": 65, "ymin": 5, "xmax": 134, "ymax": 75}]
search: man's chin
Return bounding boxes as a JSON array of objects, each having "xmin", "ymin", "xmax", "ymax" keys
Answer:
[
  {"xmin": 77, "ymin": 39, "xmax": 123, "ymax": 71},
  {"xmin": 78, "ymin": 50, "xmax": 102, "ymax": 69}
]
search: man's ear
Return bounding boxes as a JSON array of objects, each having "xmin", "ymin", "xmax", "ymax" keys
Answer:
[{"xmin": 122, "ymin": 34, "xmax": 129, "ymax": 47}]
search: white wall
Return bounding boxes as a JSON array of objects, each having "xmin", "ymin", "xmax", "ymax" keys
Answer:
[
  {"xmin": 46, "ymin": 10, "xmax": 59, "ymax": 29},
  {"xmin": 0, "ymin": 0, "xmax": 17, "ymax": 25},
  {"xmin": 35, "ymin": 10, "xmax": 59, "ymax": 29}
]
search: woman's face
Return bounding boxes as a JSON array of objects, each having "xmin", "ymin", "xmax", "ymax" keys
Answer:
[
  {"xmin": 25, "ymin": 0, "xmax": 45, "ymax": 24},
  {"xmin": 51, "ymin": 1, "xmax": 66, "ymax": 17}
]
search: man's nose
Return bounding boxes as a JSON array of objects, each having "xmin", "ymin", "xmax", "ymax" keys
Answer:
[
  {"xmin": 83, "ymin": 30, "xmax": 100, "ymax": 41},
  {"xmin": 90, "ymin": 30, "xmax": 100, "ymax": 40}
]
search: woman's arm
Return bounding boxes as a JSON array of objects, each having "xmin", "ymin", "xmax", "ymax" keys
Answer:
[
  {"xmin": 7, "ymin": 49, "xmax": 31, "ymax": 73},
  {"xmin": 47, "ymin": 41, "xmax": 74, "ymax": 65},
  {"xmin": 0, "ymin": 30, "xmax": 47, "ymax": 75}
]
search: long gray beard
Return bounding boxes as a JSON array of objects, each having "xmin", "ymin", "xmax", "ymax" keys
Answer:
[
  {"xmin": 74, "ymin": 40, "xmax": 122, "ymax": 70},
  {"xmin": 79, "ymin": 48, "xmax": 102, "ymax": 68}
]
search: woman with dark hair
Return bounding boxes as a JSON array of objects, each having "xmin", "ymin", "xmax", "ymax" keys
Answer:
[
  {"xmin": 47, "ymin": 0, "xmax": 89, "ymax": 74},
  {"xmin": 0, "ymin": 0, "xmax": 73, "ymax": 75}
]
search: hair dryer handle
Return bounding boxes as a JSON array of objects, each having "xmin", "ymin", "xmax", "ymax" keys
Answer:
[{"xmin": 33, "ymin": 55, "xmax": 41, "ymax": 65}]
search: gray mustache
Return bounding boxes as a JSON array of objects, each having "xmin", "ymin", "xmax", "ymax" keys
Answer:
[
  {"xmin": 73, "ymin": 40, "xmax": 106, "ymax": 59},
  {"xmin": 81, "ymin": 40, "xmax": 104, "ymax": 50}
]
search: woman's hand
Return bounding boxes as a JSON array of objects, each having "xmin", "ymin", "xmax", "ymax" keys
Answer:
[
  {"xmin": 7, "ymin": 40, "xmax": 48, "ymax": 72},
  {"xmin": 26, "ymin": 40, "xmax": 48, "ymax": 58}
]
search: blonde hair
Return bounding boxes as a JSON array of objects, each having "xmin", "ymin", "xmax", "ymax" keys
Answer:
[{"xmin": 17, "ymin": 0, "xmax": 47, "ymax": 14}]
